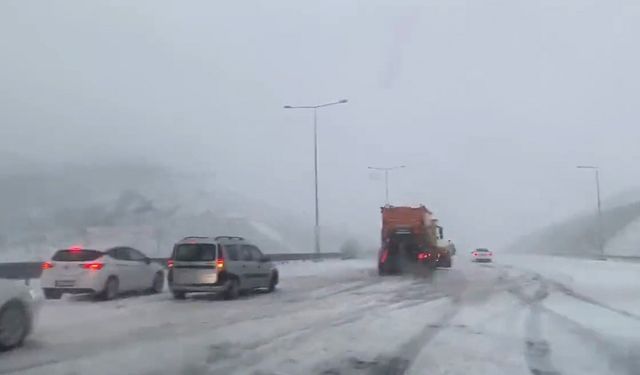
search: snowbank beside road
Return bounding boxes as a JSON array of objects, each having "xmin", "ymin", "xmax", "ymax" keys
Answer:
[
  {"xmin": 276, "ymin": 258, "xmax": 374, "ymax": 278},
  {"xmin": 500, "ymin": 254, "xmax": 640, "ymax": 320}
]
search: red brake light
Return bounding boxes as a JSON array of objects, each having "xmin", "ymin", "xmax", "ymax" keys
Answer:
[
  {"xmin": 418, "ymin": 253, "xmax": 431, "ymax": 260},
  {"xmin": 167, "ymin": 259, "xmax": 174, "ymax": 268},
  {"xmin": 380, "ymin": 248, "xmax": 389, "ymax": 264},
  {"xmin": 216, "ymin": 248, "xmax": 225, "ymax": 269},
  {"xmin": 216, "ymin": 259, "xmax": 224, "ymax": 270},
  {"xmin": 488, "ymin": 252, "xmax": 493, "ymax": 256},
  {"xmin": 69, "ymin": 245, "xmax": 83, "ymax": 252},
  {"xmin": 472, "ymin": 252, "xmax": 478, "ymax": 256},
  {"xmin": 42, "ymin": 261, "xmax": 54, "ymax": 270},
  {"xmin": 82, "ymin": 262, "xmax": 104, "ymax": 271}
]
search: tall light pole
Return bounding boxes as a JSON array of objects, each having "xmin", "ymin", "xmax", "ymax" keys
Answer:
[
  {"xmin": 577, "ymin": 165, "xmax": 604, "ymax": 257},
  {"xmin": 368, "ymin": 165, "xmax": 406, "ymax": 205},
  {"xmin": 284, "ymin": 99, "xmax": 348, "ymax": 253}
]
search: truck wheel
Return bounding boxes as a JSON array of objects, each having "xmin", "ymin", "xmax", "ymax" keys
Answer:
[{"xmin": 378, "ymin": 264, "xmax": 388, "ymax": 276}]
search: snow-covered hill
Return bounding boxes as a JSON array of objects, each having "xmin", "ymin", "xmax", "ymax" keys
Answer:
[
  {"xmin": 0, "ymin": 163, "xmax": 355, "ymax": 261},
  {"xmin": 508, "ymin": 201, "xmax": 640, "ymax": 257}
]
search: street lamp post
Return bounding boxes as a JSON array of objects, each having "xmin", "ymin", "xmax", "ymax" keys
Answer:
[
  {"xmin": 368, "ymin": 165, "xmax": 406, "ymax": 205},
  {"xmin": 577, "ymin": 165, "xmax": 604, "ymax": 257},
  {"xmin": 284, "ymin": 99, "xmax": 348, "ymax": 254}
]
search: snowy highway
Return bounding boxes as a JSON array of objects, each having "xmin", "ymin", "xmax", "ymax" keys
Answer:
[{"xmin": 1, "ymin": 256, "xmax": 639, "ymax": 375}]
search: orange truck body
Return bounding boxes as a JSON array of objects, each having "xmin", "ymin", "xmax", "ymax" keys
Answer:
[
  {"xmin": 378, "ymin": 205, "xmax": 451, "ymax": 274},
  {"xmin": 380, "ymin": 205, "xmax": 438, "ymax": 248}
]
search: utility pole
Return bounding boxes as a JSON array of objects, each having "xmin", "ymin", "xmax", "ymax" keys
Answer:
[
  {"xmin": 284, "ymin": 99, "xmax": 348, "ymax": 253},
  {"xmin": 368, "ymin": 165, "xmax": 406, "ymax": 205},
  {"xmin": 577, "ymin": 165, "xmax": 604, "ymax": 258}
]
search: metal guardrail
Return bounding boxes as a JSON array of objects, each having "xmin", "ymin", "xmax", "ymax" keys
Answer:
[
  {"xmin": 0, "ymin": 252, "xmax": 343, "ymax": 280},
  {"xmin": 604, "ymin": 255, "xmax": 640, "ymax": 263}
]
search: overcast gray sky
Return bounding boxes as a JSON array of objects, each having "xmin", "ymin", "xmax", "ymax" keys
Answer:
[{"xmin": 1, "ymin": 0, "xmax": 639, "ymax": 251}]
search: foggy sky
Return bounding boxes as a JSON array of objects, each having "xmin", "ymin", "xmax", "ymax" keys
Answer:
[{"xmin": 1, "ymin": 0, "xmax": 639, "ymax": 252}]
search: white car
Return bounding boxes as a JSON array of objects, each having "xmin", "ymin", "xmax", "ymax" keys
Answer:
[
  {"xmin": 0, "ymin": 279, "xmax": 41, "ymax": 351},
  {"xmin": 472, "ymin": 248, "xmax": 493, "ymax": 262},
  {"xmin": 40, "ymin": 246, "xmax": 165, "ymax": 300}
]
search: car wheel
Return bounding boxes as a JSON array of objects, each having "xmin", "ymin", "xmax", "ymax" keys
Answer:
[
  {"xmin": 0, "ymin": 301, "xmax": 29, "ymax": 351},
  {"xmin": 224, "ymin": 278, "xmax": 240, "ymax": 300},
  {"xmin": 150, "ymin": 272, "xmax": 164, "ymax": 294},
  {"xmin": 267, "ymin": 274, "xmax": 278, "ymax": 293},
  {"xmin": 99, "ymin": 277, "xmax": 119, "ymax": 301},
  {"xmin": 172, "ymin": 291, "xmax": 186, "ymax": 300},
  {"xmin": 43, "ymin": 289, "xmax": 62, "ymax": 300}
]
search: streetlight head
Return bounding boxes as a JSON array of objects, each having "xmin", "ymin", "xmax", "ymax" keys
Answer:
[
  {"xmin": 283, "ymin": 105, "xmax": 292, "ymax": 109},
  {"xmin": 577, "ymin": 165, "xmax": 597, "ymax": 169},
  {"xmin": 339, "ymin": 99, "xmax": 348, "ymax": 104}
]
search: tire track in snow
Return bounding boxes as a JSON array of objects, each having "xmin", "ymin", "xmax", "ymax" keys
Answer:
[
  {"xmin": 548, "ymin": 281, "xmax": 640, "ymax": 322},
  {"xmin": 201, "ymin": 281, "xmax": 452, "ymax": 375},
  {"xmin": 315, "ymin": 268, "xmax": 476, "ymax": 375},
  {"xmin": 0, "ymin": 276, "xmax": 389, "ymax": 374},
  {"xmin": 502, "ymin": 265, "xmax": 640, "ymax": 375},
  {"xmin": 507, "ymin": 277, "xmax": 562, "ymax": 375},
  {"xmin": 541, "ymin": 304, "xmax": 640, "ymax": 375}
]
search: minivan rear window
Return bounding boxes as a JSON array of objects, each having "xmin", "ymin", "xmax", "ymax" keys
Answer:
[
  {"xmin": 173, "ymin": 244, "xmax": 217, "ymax": 261},
  {"xmin": 52, "ymin": 249, "xmax": 103, "ymax": 261}
]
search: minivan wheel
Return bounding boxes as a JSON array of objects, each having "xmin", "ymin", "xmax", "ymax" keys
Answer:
[
  {"xmin": 150, "ymin": 272, "xmax": 164, "ymax": 294},
  {"xmin": 224, "ymin": 279, "xmax": 240, "ymax": 300}
]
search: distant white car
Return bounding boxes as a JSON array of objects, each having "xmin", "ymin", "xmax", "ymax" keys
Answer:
[
  {"xmin": 471, "ymin": 248, "xmax": 493, "ymax": 263},
  {"xmin": 0, "ymin": 279, "xmax": 41, "ymax": 351},
  {"xmin": 41, "ymin": 246, "xmax": 165, "ymax": 300}
]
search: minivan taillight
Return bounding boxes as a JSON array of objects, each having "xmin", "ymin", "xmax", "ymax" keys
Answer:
[
  {"xmin": 216, "ymin": 259, "xmax": 224, "ymax": 270},
  {"xmin": 167, "ymin": 259, "xmax": 174, "ymax": 268},
  {"xmin": 82, "ymin": 262, "xmax": 104, "ymax": 271},
  {"xmin": 42, "ymin": 261, "xmax": 54, "ymax": 270}
]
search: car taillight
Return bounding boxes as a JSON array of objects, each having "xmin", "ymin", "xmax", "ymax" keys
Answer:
[
  {"xmin": 472, "ymin": 252, "xmax": 478, "ymax": 256},
  {"xmin": 42, "ymin": 261, "xmax": 54, "ymax": 270},
  {"xmin": 167, "ymin": 259, "xmax": 174, "ymax": 268},
  {"xmin": 488, "ymin": 252, "xmax": 493, "ymax": 256},
  {"xmin": 82, "ymin": 262, "xmax": 104, "ymax": 271}
]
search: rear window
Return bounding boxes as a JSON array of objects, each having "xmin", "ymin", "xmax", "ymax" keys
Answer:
[
  {"xmin": 476, "ymin": 248, "xmax": 490, "ymax": 252},
  {"xmin": 52, "ymin": 250, "xmax": 103, "ymax": 261},
  {"xmin": 173, "ymin": 244, "xmax": 217, "ymax": 261}
]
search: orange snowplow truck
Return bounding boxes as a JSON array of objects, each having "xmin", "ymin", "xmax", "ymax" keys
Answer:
[{"xmin": 377, "ymin": 205, "xmax": 452, "ymax": 275}]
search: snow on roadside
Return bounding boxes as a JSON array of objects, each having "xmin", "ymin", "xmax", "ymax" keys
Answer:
[
  {"xmin": 605, "ymin": 215, "xmax": 640, "ymax": 256},
  {"xmin": 275, "ymin": 258, "xmax": 374, "ymax": 278},
  {"xmin": 500, "ymin": 254, "xmax": 640, "ymax": 338}
]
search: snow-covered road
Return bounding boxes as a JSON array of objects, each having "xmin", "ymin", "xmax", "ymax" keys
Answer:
[{"xmin": 1, "ymin": 256, "xmax": 639, "ymax": 375}]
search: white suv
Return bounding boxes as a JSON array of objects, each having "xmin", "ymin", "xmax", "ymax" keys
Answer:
[
  {"xmin": 40, "ymin": 246, "xmax": 165, "ymax": 300},
  {"xmin": 168, "ymin": 236, "xmax": 279, "ymax": 300}
]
